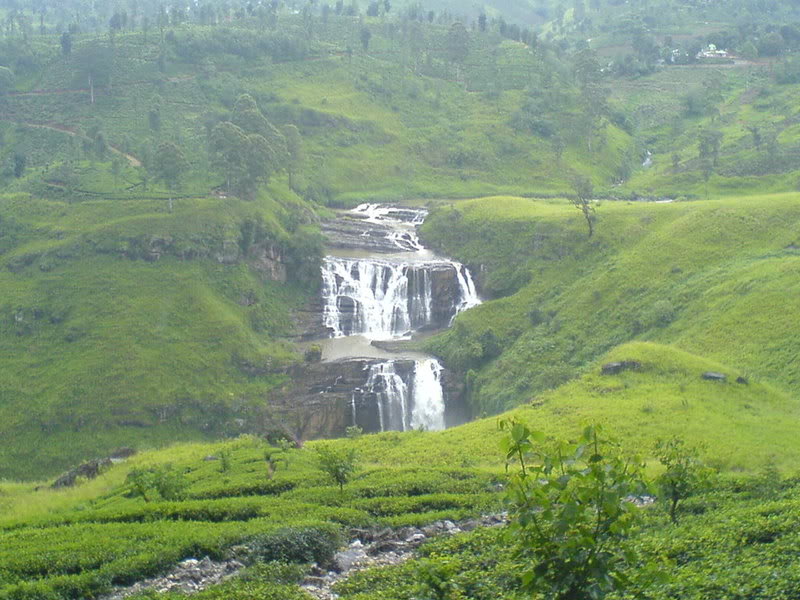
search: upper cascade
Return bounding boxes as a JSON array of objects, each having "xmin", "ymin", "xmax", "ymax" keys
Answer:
[
  {"xmin": 321, "ymin": 257, "xmax": 479, "ymax": 339},
  {"xmin": 322, "ymin": 203, "xmax": 429, "ymax": 254},
  {"xmin": 320, "ymin": 203, "xmax": 481, "ymax": 340}
]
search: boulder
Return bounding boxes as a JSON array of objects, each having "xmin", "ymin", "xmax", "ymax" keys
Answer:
[
  {"xmin": 702, "ymin": 372, "xmax": 727, "ymax": 382},
  {"xmin": 52, "ymin": 457, "xmax": 113, "ymax": 488},
  {"xmin": 601, "ymin": 361, "xmax": 641, "ymax": 375}
]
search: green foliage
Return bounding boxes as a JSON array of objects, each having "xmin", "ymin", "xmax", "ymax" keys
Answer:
[
  {"xmin": 654, "ymin": 437, "xmax": 712, "ymax": 524},
  {"xmin": 153, "ymin": 142, "xmax": 190, "ymax": 190},
  {"xmin": 316, "ymin": 445, "xmax": 359, "ymax": 492},
  {"xmin": 243, "ymin": 525, "xmax": 342, "ymax": 567},
  {"xmin": 424, "ymin": 195, "xmax": 800, "ymax": 419},
  {"xmin": 126, "ymin": 465, "xmax": 188, "ymax": 503},
  {"xmin": 345, "ymin": 425, "xmax": 364, "ymax": 439},
  {"xmin": 500, "ymin": 421, "xmax": 650, "ymax": 600}
]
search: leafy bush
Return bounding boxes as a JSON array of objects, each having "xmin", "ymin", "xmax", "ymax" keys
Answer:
[{"xmin": 243, "ymin": 524, "xmax": 342, "ymax": 567}]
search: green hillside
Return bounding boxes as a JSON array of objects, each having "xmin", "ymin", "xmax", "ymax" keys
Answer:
[
  {"xmin": 1, "ymin": 357, "xmax": 799, "ymax": 599},
  {"xmin": 1, "ymin": 0, "xmax": 800, "ymax": 597},
  {"xmin": 422, "ymin": 193, "xmax": 800, "ymax": 414}
]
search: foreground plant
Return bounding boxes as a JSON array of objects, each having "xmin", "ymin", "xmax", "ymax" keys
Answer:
[
  {"xmin": 654, "ymin": 436, "xmax": 712, "ymax": 524},
  {"xmin": 500, "ymin": 420, "xmax": 650, "ymax": 600}
]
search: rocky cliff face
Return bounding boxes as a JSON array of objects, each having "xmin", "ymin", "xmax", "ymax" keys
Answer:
[{"xmin": 427, "ymin": 264, "xmax": 463, "ymax": 329}]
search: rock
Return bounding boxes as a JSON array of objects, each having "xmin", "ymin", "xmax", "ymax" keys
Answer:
[
  {"xmin": 246, "ymin": 242, "xmax": 287, "ymax": 282},
  {"xmin": 601, "ymin": 361, "xmax": 642, "ymax": 375},
  {"xmin": 702, "ymin": 372, "xmax": 727, "ymax": 382},
  {"xmin": 203, "ymin": 455, "xmax": 219, "ymax": 461},
  {"xmin": 109, "ymin": 447, "xmax": 137, "ymax": 459},
  {"xmin": 101, "ymin": 556, "xmax": 243, "ymax": 600},
  {"xmin": 736, "ymin": 376, "xmax": 749, "ymax": 385},
  {"xmin": 52, "ymin": 457, "xmax": 113, "ymax": 489},
  {"xmin": 272, "ymin": 357, "xmax": 468, "ymax": 439},
  {"xmin": 333, "ymin": 541, "xmax": 368, "ymax": 572},
  {"xmin": 406, "ymin": 532, "xmax": 427, "ymax": 544},
  {"xmin": 367, "ymin": 540, "xmax": 407, "ymax": 555}
]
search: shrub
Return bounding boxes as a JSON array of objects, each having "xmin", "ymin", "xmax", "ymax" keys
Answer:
[
  {"xmin": 244, "ymin": 525, "xmax": 342, "ymax": 567},
  {"xmin": 316, "ymin": 445, "xmax": 359, "ymax": 493}
]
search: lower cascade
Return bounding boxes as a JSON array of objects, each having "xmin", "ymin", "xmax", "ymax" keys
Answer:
[
  {"xmin": 321, "ymin": 257, "xmax": 480, "ymax": 339},
  {"xmin": 351, "ymin": 359, "xmax": 446, "ymax": 432}
]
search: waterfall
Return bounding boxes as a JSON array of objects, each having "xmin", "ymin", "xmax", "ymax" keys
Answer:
[
  {"xmin": 362, "ymin": 361, "xmax": 411, "ymax": 432},
  {"xmin": 353, "ymin": 203, "xmax": 428, "ymax": 225},
  {"xmin": 322, "ymin": 257, "xmax": 437, "ymax": 339},
  {"xmin": 321, "ymin": 257, "xmax": 481, "ymax": 339},
  {"xmin": 321, "ymin": 203, "xmax": 480, "ymax": 435},
  {"xmin": 454, "ymin": 263, "xmax": 481, "ymax": 314},
  {"xmin": 410, "ymin": 359, "xmax": 445, "ymax": 431},
  {"xmin": 351, "ymin": 359, "xmax": 445, "ymax": 432}
]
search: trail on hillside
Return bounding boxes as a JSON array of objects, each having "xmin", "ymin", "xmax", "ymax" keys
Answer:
[{"xmin": 3, "ymin": 119, "xmax": 142, "ymax": 167}]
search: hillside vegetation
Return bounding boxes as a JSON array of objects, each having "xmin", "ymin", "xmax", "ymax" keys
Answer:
[{"xmin": 423, "ymin": 194, "xmax": 800, "ymax": 414}]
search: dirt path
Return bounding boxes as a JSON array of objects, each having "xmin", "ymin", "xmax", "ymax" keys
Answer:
[{"xmin": 4, "ymin": 120, "xmax": 142, "ymax": 167}]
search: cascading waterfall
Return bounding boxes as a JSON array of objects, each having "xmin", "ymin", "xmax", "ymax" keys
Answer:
[
  {"xmin": 351, "ymin": 359, "xmax": 446, "ymax": 432},
  {"xmin": 454, "ymin": 264, "xmax": 481, "ymax": 314},
  {"xmin": 322, "ymin": 203, "xmax": 481, "ymax": 434},
  {"xmin": 367, "ymin": 361, "xmax": 410, "ymax": 432},
  {"xmin": 409, "ymin": 359, "xmax": 445, "ymax": 431},
  {"xmin": 322, "ymin": 257, "xmax": 479, "ymax": 339},
  {"xmin": 321, "ymin": 258, "xmax": 433, "ymax": 339}
]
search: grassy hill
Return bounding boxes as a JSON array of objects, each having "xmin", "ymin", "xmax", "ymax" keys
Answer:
[
  {"xmin": 422, "ymin": 193, "xmax": 800, "ymax": 414},
  {"xmin": 0, "ymin": 184, "xmax": 324, "ymax": 480},
  {"xmin": 0, "ymin": 17, "xmax": 638, "ymax": 479}
]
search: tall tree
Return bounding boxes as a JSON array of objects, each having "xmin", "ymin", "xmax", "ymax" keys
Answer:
[
  {"xmin": 153, "ymin": 141, "xmax": 189, "ymax": 189},
  {"xmin": 0, "ymin": 66, "xmax": 14, "ymax": 95},
  {"xmin": 360, "ymin": 26, "xmax": 372, "ymax": 51},
  {"xmin": 283, "ymin": 124, "xmax": 303, "ymax": 191},
  {"xmin": 72, "ymin": 42, "xmax": 114, "ymax": 104},
  {"xmin": 60, "ymin": 31, "xmax": 72, "ymax": 56},
  {"xmin": 570, "ymin": 173, "xmax": 595, "ymax": 238},
  {"xmin": 446, "ymin": 21, "xmax": 469, "ymax": 83}
]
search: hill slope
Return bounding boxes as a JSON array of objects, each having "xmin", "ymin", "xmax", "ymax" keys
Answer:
[{"xmin": 422, "ymin": 193, "xmax": 800, "ymax": 413}]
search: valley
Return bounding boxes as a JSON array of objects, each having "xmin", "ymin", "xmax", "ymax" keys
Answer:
[{"xmin": 1, "ymin": 0, "xmax": 800, "ymax": 598}]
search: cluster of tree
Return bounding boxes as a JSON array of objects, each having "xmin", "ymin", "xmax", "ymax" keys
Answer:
[
  {"xmin": 168, "ymin": 27, "xmax": 308, "ymax": 63},
  {"xmin": 209, "ymin": 94, "xmax": 293, "ymax": 199}
]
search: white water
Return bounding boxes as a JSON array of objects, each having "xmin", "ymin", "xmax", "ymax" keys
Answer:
[
  {"xmin": 410, "ymin": 359, "xmax": 445, "ymax": 431},
  {"xmin": 354, "ymin": 359, "xmax": 446, "ymax": 432},
  {"xmin": 324, "ymin": 204, "xmax": 480, "ymax": 432},
  {"xmin": 321, "ymin": 257, "xmax": 433, "ymax": 339},
  {"xmin": 352, "ymin": 203, "xmax": 427, "ymax": 251},
  {"xmin": 321, "ymin": 257, "xmax": 480, "ymax": 340}
]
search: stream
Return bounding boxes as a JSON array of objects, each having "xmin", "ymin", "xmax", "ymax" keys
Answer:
[{"xmin": 314, "ymin": 203, "xmax": 481, "ymax": 434}]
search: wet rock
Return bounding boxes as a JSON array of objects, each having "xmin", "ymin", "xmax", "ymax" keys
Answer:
[{"xmin": 334, "ymin": 540, "xmax": 368, "ymax": 572}]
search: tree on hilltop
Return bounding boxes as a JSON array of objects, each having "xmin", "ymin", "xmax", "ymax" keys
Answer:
[{"xmin": 210, "ymin": 94, "xmax": 289, "ymax": 199}]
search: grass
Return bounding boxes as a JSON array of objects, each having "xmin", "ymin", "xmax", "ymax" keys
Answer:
[
  {"xmin": 0, "ymin": 182, "xmax": 320, "ymax": 480},
  {"xmin": 422, "ymin": 193, "xmax": 800, "ymax": 416}
]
